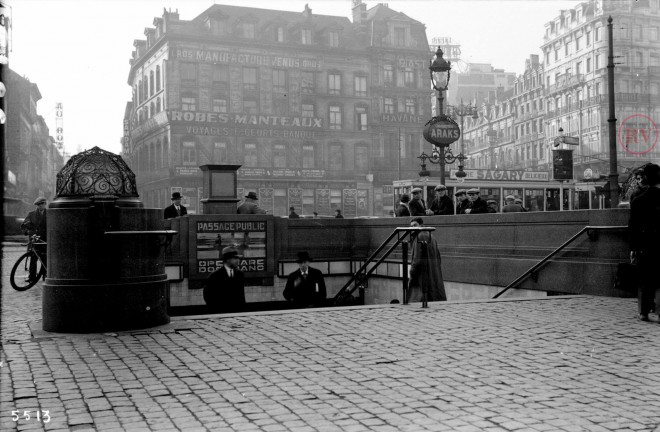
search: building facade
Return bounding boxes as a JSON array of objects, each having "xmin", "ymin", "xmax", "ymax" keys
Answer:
[
  {"xmin": 124, "ymin": 2, "xmax": 432, "ymax": 217},
  {"xmin": 446, "ymin": 63, "xmax": 517, "ymax": 107},
  {"xmin": 4, "ymin": 68, "xmax": 64, "ymax": 218}
]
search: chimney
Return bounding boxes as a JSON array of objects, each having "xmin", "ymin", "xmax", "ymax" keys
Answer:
[
  {"xmin": 303, "ymin": 4, "xmax": 312, "ymax": 19},
  {"xmin": 352, "ymin": 0, "xmax": 367, "ymax": 24}
]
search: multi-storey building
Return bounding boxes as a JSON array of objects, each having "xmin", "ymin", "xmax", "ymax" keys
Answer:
[
  {"xmin": 125, "ymin": 1, "xmax": 432, "ymax": 216},
  {"xmin": 446, "ymin": 63, "xmax": 517, "ymax": 107},
  {"xmin": 4, "ymin": 68, "xmax": 64, "ymax": 219},
  {"xmin": 542, "ymin": 0, "xmax": 660, "ymax": 181}
]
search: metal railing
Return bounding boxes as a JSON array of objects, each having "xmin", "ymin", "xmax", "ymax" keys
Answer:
[
  {"xmin": 492, "ymin": 225, "xmax": 627, "ymax": 299},
  {"xmin": 333, "ymin": 226, "xmax": 435, "ymax": 306}
]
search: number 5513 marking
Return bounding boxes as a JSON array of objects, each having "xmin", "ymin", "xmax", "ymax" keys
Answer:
[{"xmin": 11, "ymin": 410, "xmax": 51, "ymax": 423}]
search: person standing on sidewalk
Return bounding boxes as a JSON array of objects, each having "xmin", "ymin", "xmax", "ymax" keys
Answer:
[
  {"xmin": 283, "ymin": 251, "xmax": 327, "ymax": 308},
  {"xmin": 203, "ymin": 247, "xmax": 246, "ymax": 313},
  {"xmin": 238, "ymin": 192, "xmax": 267, "ymax": 215},
  {"xmin": 21, "ymin": 196, "xmax": 48, "ymax": 283},
  {"xmin": 628, "ymin": 163, "xmax": 660, "ymax": 322},
  {"xmin": 408, "ymin": 217, "xmax": 447, "ymax": 303},
  {"xmin": 164, "ymin": 192, "xmax": 187, "ymax": 219}
]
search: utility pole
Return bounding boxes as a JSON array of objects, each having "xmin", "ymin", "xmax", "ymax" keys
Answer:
[{"xmin": 607, "ymin": 16, "xmax": 619, "ymax": 208}]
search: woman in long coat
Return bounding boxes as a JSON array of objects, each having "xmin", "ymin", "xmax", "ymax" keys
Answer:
[{"xmin": 408, "ymin": 217, "xmax": 447, "ymax": 302}]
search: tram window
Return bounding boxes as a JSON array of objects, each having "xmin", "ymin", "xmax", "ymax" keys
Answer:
[
  {"xmin": 574, "ymin": 190, "xmax": 590, "ymax": 210},
  {"xmin": 480, "ymin": 188, "xmax": 501, "ymax": 208},
  {"xmin": 503, "ymin": 189, "xmax": 522, "ymax": 201},
  {"xmin": 546, "ymin": 189, "xmax": 560, "ymax": 211},
  {"xmin": 525, "ymin": 189, "xmax": 544, "ymax": 212}
]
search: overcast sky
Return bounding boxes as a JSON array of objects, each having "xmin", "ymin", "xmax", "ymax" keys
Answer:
[{"xmin": 9, "ymin": 0, "xmax": 578, "ymax": 156}]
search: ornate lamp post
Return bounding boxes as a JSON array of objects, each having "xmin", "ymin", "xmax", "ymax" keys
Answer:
[{"xmin": 421, "ymin": 47, "xmax": 466, "ymax": 184}]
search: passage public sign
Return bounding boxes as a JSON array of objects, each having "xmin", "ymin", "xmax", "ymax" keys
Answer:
[{"xmin": 423, "ymin": 118, "xmax": 461, "ymax": 146}]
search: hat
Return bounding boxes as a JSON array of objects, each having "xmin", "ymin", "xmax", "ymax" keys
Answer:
[
  {"xmin": 467, "ymin": 188, "xmax": 480, "ymax": 194},
  {"xmin": 454, "ymin": 189, "xmax": 467, "ymax": 197},
  {"xmin": 171, "ymin": 192, "xmax": 182, "ymax": 200},
  {"xmin": 222, "ymin": 247, "xmax": 239, "ymax": 261},
  {"xmin": 410, "ymin": 217, "xmax": 424, "ymax": 225},
  {"xmin": 400, "ymin": 194, "xmax": 410, "ymax": 203},
  {"xmin": 33, "ymin": 196, "xmax": 47, "ymax": 205},
  {"xmin": 411, "ymin": 187, "xmax": 423, "ymax": 194},
  {"xmin": 487, "ymin": 199, "xmax": 496, "ymax": 204},
  {"xmin": 434, "ymin": 184, "xmax": 447, "ymax": 191},
  {"xmin": 505, "ymin": 195, "xmax": 515, "ymax": 201},
  {"xmin": 514, "ymin": 198, "xmax": 523, "ymax": 204},
  {"xmin": 296, "ymin": 251, "xmax": 312, "ymax": 263},
  {"xmin": 245, "ymin": 191, "xmax": 258, "ymax": 200}
]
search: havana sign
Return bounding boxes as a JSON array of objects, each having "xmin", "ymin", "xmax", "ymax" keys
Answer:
[{"xmin": 423, "ymin": 118, "xmax": 461, "ymax": 146}]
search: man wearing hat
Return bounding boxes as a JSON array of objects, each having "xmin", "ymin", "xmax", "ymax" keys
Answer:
[
  {"xmin": 164, "ymin": 192, "xmax": 188, "ymax": 219},
  {"xmin": 395, "ymin": 194, "xmax": 411, "ymax": 217},
  {"xmin": 409, "ymin": 187, "xmax": 427, "ymax": 216},
  {"xmin": 238, "ymin": 191, "xmax": 267, "ymax": 215},
  {"xmin": 21, "ymin": 197, "xmax": 48, "ymax": 283},
  {"xmin": 454, "ymin": 189, "xmax": 469, "ymax": 215},
  {"xmin": 283, "ymin": 251, "xmax": 327, "ymax": 308},
  {"xmin": 486, "ymin": 199, "xmax": 499, "ymax": 213},
  {"xmin": 464, "ymin": 188, "xmax": 488, "ymax": 214},
  {"xmin": 502, "ymin": 195, "xmax": 524, "ymax": 213},
  {"xmin": 429, "ymin": 184, "xmax": 454, "ymax": 215},
  {"xmin": 514, "ymin": 198, "xmax": 528, "ymax": 212},
  {"xmin": 408, "ymin": 217, "xmax": 447, "ymax": 303},
  {"xmin": 203, "ymin": 247, "xmax": 246, "ymax": 313}
]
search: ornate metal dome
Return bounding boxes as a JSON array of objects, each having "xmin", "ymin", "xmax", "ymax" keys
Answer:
[{"xmin": 56, "ymin": 146, "xmax": 138, "ymax": 198}]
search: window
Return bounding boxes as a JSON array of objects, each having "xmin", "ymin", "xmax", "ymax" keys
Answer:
[
  {"xmin": 651, "ymin": 53, "xmax": 660, "ymax": 66},
  {"xmin": 301, "ymin": 28, "xmax": 312, "ymax": 45},
  {"xmin": 651, "ymin": 27, "xmax": 659, "ymax": 41},
  {"xmin": 150, "ymin": 102, "xmax": 155, "ymax": 118},
  {"xmin": 302, "ymin": 144, "xmax": 315, "ymax": 168},
  {"xmin": 575, "ymin": 36, "xmax": 582, "ymax": 51},
  {"xmin": 633, "ymin": 25, "xmax": 642, "ymax": 40},
  {"xmin": 404, "ymin": 68, "xmax": 414, "ymax": 87},
  {"xmin": 394, "ymin": 27, "xmax": 405, "ymax": 46},
  {"xmin": 384, "ymin": 98, "xmax": 394, "ymax": 114},
  {"xmin": 180, "ymin": 63, "xmax": 196, "ymax": 87},
  {"xmin": 243, "ymin": 67, "xmax": 257, "ymax": 92},
  {"xmin": 576, "ymin": 61, "xmax": 582, "ymax": 75},
  {"xmin": 301, "ymin": 71, "xmax": 314, "ymax": 94},
  {"xmin": 156, "ymin": 66, "xmax": 161, "ymax": 91},
  {"xmin": 243, "ymin": 22, "xmax": 255, "ymax": 39},
  {"xmin": 355, "ymin": 145, "xmax": 369, "ymax": 170},
  {"xmin": 182, "ymin": 141, "xmax": 196, "ymax": 166},
  {"xmin": 586, "ymin": 31, "xmax": 591, "ymax": 46},
  {"xmin": 354, "ymin": 75, "xmax": 367, "ymax": 97},
  {"xmin": 596, "ymin": 54, "xmax": 601, "ymax": 69},
  {"xmin": 212, "ymin": 65, "xmax": 229, "ymax": 90},
  {"xmin": 329, "ymin": 144, "xmax": 343, "ymax": 170},
  {"xmin": 564, "ymin": 43, "xmax": 570, "ymax": 56},
  {"xmin": 273, "ymin": 144, "xmax": 287, "ymax": 168},
  {"xmin": 244, "ymin": 100, "xmax": 258, "ymax": 114},
  {"xmin": 405, "ymin": 98, "xmax": 415, "ymax": 115},
  {"xmin": 586, "ymin": 57, "xmax": 592, "ymax": 73},
  {"xmin": 384, "ymin": 64, "xmax": 393, "ymax": 84},
  {"xmin": 554, "ymin": 48, "xmax": 559, "ymax": 62},
  {"xmin": 635, "ymin": 51, "xmax": 643, "ymax": 68},
  {"xmin": 595, "ymin": 26, "xmax": 602, "ymax": 41},
  {"xmin": 273, "ymin": 70, "xmax": 287, "ymax": 97},
  {"xmin": 212, "ymin": 98, "xmax": 227, "ymax": 113},
  {"xmin": 328, "ymin": 73, "xmax": 341, "ymax": 95},
  {"xmin": 329, "ymin": 106, "xmax": 342, "ymax": 130},
  {"xmin": 302, "ymin": 103, "xmax": 314, "ymax": 118},
  {"xmin": 182, "ymin": 95, "xmax": 196, "ymax": 111},
  {"xmin": 356, "ymin": 106, "xmax": 368, "ymax": 131},
  {"xmin": 149, "ymin": 71, "xmax": 154, "ymax": 96},
  {"xmin": 277, "ymin": 26, "xmax": 285, "ymax": 42},
  {"xmin": 210, "ymin": 19, "xmax": 225, "ymax": 36},
  {"xmin": 244, "ymin": 143, "xmax": 258, "ymax": 167},
  {"xmin": 213, "ymin": 142, "xmax": 227, "ymax": 164},
  {"xmin": 329, "ymin": 31, "xmax": 339, "ymax": 47},
  {"xmin": 156, "ymin": 97, "xmax": 161, "ymax": 113}
]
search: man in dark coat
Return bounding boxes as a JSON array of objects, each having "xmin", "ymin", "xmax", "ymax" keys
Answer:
[
  {"xmin": 395, "ymin": 194, "xmax": 411, "ymax": 217},
  {"xmin": 628, "ymin": 163, "xmax": 660, "ymax": 322},
  {"xmin": 409, "ymin": 188, "xmax": 427, "ymax": 216},
  {"xmin": 502, "ymin": 195, "xmax": 525, "ymax": 213},
  {"xmin": 334, "ymin": 209, "xmax": 344, "ymax": 218},
  {"xmin": 455, "ymin": 189, "xmax": 469, "ymax": 214},
  {"xmin": 238, "ymin": 192, "xmax": 267, "ymax": 214},
  {"xmin": 283, "ymin": 251, "xmax": 327, "ymax": 307},
  {"xmin": 164, "ymin": 192, "xmax": 188, "ymax": 219},
  {"xmin": 203, "ymin": 247, "xmax": 246, "ymax": 313},
  {"xmin": 429, "ymin": 184, "xmax": 454, "ymax": 215},
  {"xmin": 288, "ymin": 207, "xmax": 300, "ymax": 218},
  {"xmin": 21, "ymin": 196, "xmax": 48, "ymax": 282},
  {"xmin": 408, "ymin": 217, "xmax": 447, "ymax": 303},
  {"xmin": 514, "ymin": 198, "xmax": 528, "ymax": 212},
  {"xmin": 464, "ymin": 188, "xmax": 488, "ymax": 214}
]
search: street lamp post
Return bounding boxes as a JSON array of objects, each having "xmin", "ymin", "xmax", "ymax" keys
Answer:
[{"xmin": 606, "ymin": 16, "xmax": 619, "ymax": 208}]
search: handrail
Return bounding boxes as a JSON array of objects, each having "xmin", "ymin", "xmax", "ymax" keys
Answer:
[
  {"xmin": 492, "ymin": 225, "xmax": 627, "ymax": 299},
  {"xmin": 333, "ymin": 226, "xmax": 435, "ymax": 306}
]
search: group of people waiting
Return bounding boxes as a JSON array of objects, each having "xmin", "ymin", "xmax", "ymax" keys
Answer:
[{"xmin": 395, "ymin": 185, "xmax": 527, "ymax": 217}]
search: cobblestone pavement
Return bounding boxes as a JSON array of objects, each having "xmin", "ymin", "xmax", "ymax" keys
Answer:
[{"xmin": 2, "ymin": 245, "xmax": 660, "ymax": 431}]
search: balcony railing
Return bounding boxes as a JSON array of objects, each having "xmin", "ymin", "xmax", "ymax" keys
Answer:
[{"xmin": 547, "ymin": 74, "xmax": 585, "ymax": 95}]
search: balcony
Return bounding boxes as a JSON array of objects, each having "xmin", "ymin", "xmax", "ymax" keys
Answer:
[{"xmin": 546, "ymin": 74, "xmax": 585, "ymax": 95}]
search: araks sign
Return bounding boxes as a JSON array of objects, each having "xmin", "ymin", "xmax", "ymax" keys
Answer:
[{"xmin": 423, "ymin": 118, "xmax": 461, "ymax": 146}]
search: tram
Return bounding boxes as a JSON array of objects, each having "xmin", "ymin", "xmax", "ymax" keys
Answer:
[{"xmin": 393, "ymin": 168, "xmax": 583, "ymax": 212}]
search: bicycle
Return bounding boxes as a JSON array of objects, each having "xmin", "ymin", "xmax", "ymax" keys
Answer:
[{"xmin": 10, "ymin": 235, "xmax": 47, "ymax": 291}]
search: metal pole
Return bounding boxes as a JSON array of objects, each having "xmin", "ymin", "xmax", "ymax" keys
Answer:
[
  {"xmin": 397, "ymin": 127, "xmax": 401, "ymax": 180},
  {"xmin": 402, "ymin": 241, "xmax": 409, "ymax": 305},
  {"xmin": 607, "ymin": 16, "xmax": 619, "ymax": 208}
]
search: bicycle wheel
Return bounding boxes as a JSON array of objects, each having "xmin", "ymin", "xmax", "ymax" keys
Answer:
[{"xmin": 10, "ymin": 252, "xmax": 40, "ymax": 291}]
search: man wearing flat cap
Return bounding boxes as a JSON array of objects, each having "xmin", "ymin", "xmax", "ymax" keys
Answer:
[
  {"xmin": 164, "ymin": 192, "xmax": 188, "ymax": 219},
  {"xmin": 204, "ymin": 247, "xmax": 246, "ymax": 313},
  {"xmin": 238, "ymin": 191, "xmax": 267, "ymax": 215},
  {"xmin": 454, "ymin": 189, "xmax": 469, "ymax": 215},
  {"xmin": 514, "ymin": 198, "xmax": 528, "ymax": 212},
  {"xmin": 429, "ymin": 184, "xmax": 454, "ymax": 216},
  {"xmin": 21, "ymin": 197, "xmax": 48, "ymax": 283},
  {"xmin": 502, "ymin": 195, "xmax": 524, "ymax": 213},
  {"xmin": 409, "ymin": 187, "xmax": 428, "ymax": 216},
  {"xmin": 464, "ymin": 188, "xmax": 488, "ymax": 214},
  {"xmin": 283, "ymin": 251, "xmax": 327, "ymax": 308}
]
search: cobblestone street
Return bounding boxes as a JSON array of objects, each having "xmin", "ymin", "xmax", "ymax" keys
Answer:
[{"xmin": 2, "ymin": 244, "xmax": 660, "ymax": 431}]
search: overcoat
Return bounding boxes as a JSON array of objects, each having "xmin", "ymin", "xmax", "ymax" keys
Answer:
[
  {"xmin": 237, "ymin": 199, "xmax": 266, "ymax": 214},
  {"xmin": 283, "ymin": 267, "xmax": 327, "ymax": 307},
  {"xmin": 429, "ymin": 195, "xmax": 454, "ymax": 215},
  {"xmin": 164, "ymin": 204, "xmax": 187, "ymax": 219},
  {"xmin": 203, "ymin": 267, "xmax": 246, "ymax": 312},
  {"xmin": 408, "ymin": 231, "xmax": 447, "ymax": 302},
  {"xmin": 21, "ymin": 209, "xmax": 47, "ymax": 239}
]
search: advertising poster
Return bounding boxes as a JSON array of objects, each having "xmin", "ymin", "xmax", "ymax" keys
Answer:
[
  {"xmin": 357, "ymin": 190, "xmax": 369, "ymax": 216},
  {"xmin": 316, "ymin": 189, "xmax": 330, "ymax": 215},
  {"xmin": 343, "ymin": 189, "xmax": 357, "ymax": 217},
  {"xmin": 259, "ymin": 188, "xmax": 274, "ymax": 214},
  {"xmin": 182, "ymin": 187, "xmax": 198, "ymax": 214},
  {"xmin": 195, "ymin": 219, "xmax": 268, "ymax": 276},
  {"xmin": 288, "ymin": 188, "xmax": 303, "ymax": 213}
]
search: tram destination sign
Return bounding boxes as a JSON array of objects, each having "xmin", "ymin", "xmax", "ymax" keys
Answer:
[
  {"xmin": 423, "ymin": 118, "xmax": 461, "ymax": 146},
  {"xmin": 449, "ymin": 169, "xmax": 550, "ymax": 182}
]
